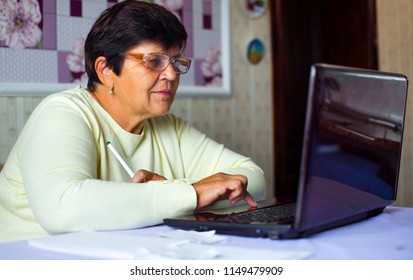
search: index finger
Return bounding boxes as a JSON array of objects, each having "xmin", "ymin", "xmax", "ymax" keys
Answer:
[{"xmin": 243, "ymin": 192, "xmax": 258, "ymax": 208}]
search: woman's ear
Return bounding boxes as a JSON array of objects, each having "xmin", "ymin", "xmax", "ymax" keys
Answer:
[{"xmin": 95, "ymin": 56, "xmax": 113, "ymax": 88}]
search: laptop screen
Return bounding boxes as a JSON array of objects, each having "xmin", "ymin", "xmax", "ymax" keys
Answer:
[{"xmin": 295, "ymin": 64, "xmax": 408, "ymax": 232}]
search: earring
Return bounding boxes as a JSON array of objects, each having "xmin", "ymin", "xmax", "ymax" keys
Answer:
[{"xmin": 107, "ymin": 87, "xmax": 113, "ymax": 94}]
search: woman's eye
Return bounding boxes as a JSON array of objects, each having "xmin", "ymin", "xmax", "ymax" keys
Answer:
[{"xmin": 149, "ymin": 58, "xmax": 163, "ymax": 68}]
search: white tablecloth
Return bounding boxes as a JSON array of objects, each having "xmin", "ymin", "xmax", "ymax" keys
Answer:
[{"xmin": 0, "ymin": 206, "xmax": 412, "ymax": 260}]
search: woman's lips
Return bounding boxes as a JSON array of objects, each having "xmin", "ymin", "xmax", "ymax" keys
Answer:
[{"xmin": 153, "ymin": 90, "xmax": 171, "ymax": 96}]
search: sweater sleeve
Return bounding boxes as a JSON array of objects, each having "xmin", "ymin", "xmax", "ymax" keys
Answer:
[
  {"xmin": 19, "ymin": 97, "xmax": 197, "ymax": 234},
  {"xmin": 173, "ymin": 116, "xmax": 267, "ymax": 204}
]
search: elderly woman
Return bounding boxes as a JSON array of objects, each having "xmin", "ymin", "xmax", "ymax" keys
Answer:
[{"xmin": 0, "ymin": 0, "xmax": 266, "ymax": 242}]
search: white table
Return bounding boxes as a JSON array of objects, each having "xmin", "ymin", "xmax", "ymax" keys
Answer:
[{"xmin": 0, "ymin": 206, "xmax": 412, "ymax": 260}]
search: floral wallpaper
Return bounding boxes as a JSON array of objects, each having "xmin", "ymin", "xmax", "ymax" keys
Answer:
[
  {"xmin": 0, "ymin": 0, "xmax": 223, "ymax": 88},
  {"xmin": 0, "ymin": 0, "xmax": 42, "ymax": 50}
]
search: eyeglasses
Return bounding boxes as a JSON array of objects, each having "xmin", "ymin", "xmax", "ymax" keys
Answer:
[{"xmin": 125, "ymin": 52, "xmax": 191, "ymax": 74}]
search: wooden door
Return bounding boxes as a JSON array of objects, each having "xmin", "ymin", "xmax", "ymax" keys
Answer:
[{"xmin": 270, "ymin": 0, "xmax": 377, "ymax": 198}]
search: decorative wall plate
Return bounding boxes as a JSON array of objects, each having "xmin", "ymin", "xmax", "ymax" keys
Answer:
[
  {"xmin": 246, "ymin": 38, "xmax": 265, "ymax": 64},
  {"xmin": 244, "ymin": 0, "xmax": 267, "ymax": 19}
]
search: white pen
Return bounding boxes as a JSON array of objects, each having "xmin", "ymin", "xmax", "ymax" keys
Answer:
[{"xmin": 106, "ymin": 141, "xmax": 134, "ymax": 178}]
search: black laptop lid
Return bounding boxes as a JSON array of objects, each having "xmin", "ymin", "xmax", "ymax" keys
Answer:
[{"xmin": 294, "ymin": 64, "xmax": 408, "ymax": 233}]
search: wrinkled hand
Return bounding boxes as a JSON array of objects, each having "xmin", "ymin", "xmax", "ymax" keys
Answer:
[
  {"xmin": 192, "ymin": 172, "xmax": 257, "ymax": 210},
  {"xmin": 130, "ymin": 169, "xmax": 167, "ymax": 183}
]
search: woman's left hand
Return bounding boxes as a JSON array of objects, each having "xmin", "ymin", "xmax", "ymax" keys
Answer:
[{"xmin": 130, "ymin": 169, "xmax": 167, "ymax": 183}]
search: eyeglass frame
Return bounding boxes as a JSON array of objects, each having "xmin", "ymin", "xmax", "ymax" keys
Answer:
[{"xmin": 122, "ymin": 52, "xmax": 192, "ymax": 74}]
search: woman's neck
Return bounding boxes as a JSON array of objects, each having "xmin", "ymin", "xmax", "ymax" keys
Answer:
[{"xmin": 88, "ymin": 87, "xmax": 145, "ymax": 134}]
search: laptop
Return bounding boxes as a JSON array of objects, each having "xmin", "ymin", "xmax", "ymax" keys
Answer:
[{"xmin": 164, "ymin": 63, "xmax": 409, "ymax": 239}]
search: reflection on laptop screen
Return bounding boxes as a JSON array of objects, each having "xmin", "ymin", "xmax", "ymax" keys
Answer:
[{"xmin": 296, "ymin": 65, "xmax": 408, "ymax": 232}]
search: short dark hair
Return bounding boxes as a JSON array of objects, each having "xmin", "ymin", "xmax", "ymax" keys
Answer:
[{"xmin": 85, "ymin": 0, "xmax": 188, "ymax": 91}]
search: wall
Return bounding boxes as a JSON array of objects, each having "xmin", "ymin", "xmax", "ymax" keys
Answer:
[
  {"xmin": 376, "ymin": 0, "xmax": 413, "ymax": 207},
  {"xmin": 0, "ymin": 1, "xmax": 275, "ymax": 199}
]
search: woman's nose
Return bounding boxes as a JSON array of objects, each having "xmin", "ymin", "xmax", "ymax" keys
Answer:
[{"xmin": 160, "ymin": 63, "xmax": 178, "ymax": 80}]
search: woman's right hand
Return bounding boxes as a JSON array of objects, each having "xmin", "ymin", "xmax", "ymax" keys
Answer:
[
  {"xmin": 130, "ymin": 169, "xmax": 167, "ymax": 183},
  {"xmin": 192, "ymin": 172, "xmax": 257, "ymax": 210}
]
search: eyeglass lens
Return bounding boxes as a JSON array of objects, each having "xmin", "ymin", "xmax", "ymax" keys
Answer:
[{"xmin": 148, "ymin": 54, "xmax": 191, "ymax": 74}]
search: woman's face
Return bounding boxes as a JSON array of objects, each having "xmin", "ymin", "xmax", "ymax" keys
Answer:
[{"xmin": 111, "ymin": 41, "xmax": 181, "ymax": 121}]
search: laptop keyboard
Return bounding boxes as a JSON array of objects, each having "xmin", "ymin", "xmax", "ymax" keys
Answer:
[{"xmin": 215, "ymin": 202, "xmax": 296, "ymax": 224}]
